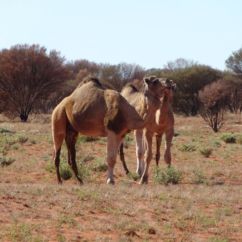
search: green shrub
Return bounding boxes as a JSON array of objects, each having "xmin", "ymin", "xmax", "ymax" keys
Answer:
[
  {"xmin": 179, "ymin": 143, "xmax": 196, "ymax": 152},
  {"xmin": 192, "ymin": 169, "xmax": 206, "ymax": 184},
  {"xmin": 0, "ymin": 128, "xmax": 14, "ymax": 134},
  {"xmin": 60, "ymin": 163, "xmax": 72, "ymax": 180},
  {"xmin": 200, "ymin": 147, "xmax": 213, "ymax": 158},
  {"xmin": 0, "ymin": 156, "xmax": 15, "ymax": 167},
  {"xmin": 91, "ymin": 158, "xmax": 108, "ymax": 172},
  {"xmin": 78, "ymin": 136, "xmax": 99, "ymax": 143},
  {"xmin": 17, "ymin": 135, "xmax": 28, "ymax": 144},
  {"xmin": 236, "ymin": 135, "xmax": 242, "ymax": 144},
  {"xmin": 154, "ymin": 166, "xmax": 182, "ymax": 185},
  {"xmin": 127, "ymin": 172, "xmax": 140, "ymax": 181},
  {"xmin": 78, "ymin": 162, "xmax": 90, "ymax": 181},
  {"xmin": 221, "ymin": 133, "xmax": 236, "ymax": 143}
]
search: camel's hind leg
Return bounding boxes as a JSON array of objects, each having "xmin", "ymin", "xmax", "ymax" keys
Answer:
[
  {"xmin": 52, "ymin": 105, "xmax": 67, "ymax": 184},
  {"xmin": 65, "ymin": 125, "xmax": 83, "ymax": 184},
  {"xmin": 53, "ymin": 132, "xmax": 65, "ymax": 184},
  {"xmin": 106, "ymin": 131, "xmax": 123, "ymax": 184}
]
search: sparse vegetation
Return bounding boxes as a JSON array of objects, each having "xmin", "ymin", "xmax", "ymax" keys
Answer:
[
  {"xmin": 154, "ymin": 166, "xmax": 182, "ymax": 185},
  {"xmin": 192, "ymin": 169, "xmax": 207, "ymax": 184},
  {"xmin": 0, "ymin": 156, "xmax": 15, "ymax": 166},
  {"xmin": 179, "ymin": 143, "xmax": 196, "ymax": 152},
  {"xmin": 0, "ymin": 114, "xmax": 241, "ymax": 241},
  {"xmin": 200, "ymin": 147, "xmax": 213, "ymax": 157},
  {"xmin": 91, "ymin": 158, "xmax": 108, "ymax": 172},
  {"xmin": 60, "ymin": 162, "xmax": 72, "ymax": 180},
  {"xmin": 221, "ymin": 133, "xmax": 236, "ymax": 143}
]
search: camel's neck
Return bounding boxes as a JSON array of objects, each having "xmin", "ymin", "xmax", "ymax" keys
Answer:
[
  {"xmin": 159, "ymin": 93, "xmax": 173, "ymax": 115},
  {"xmin": 144, "ymin": 89, "xmax": 161, "ymax": 110},
  {"xmin": 141, "ymin": 89, "xmax": 161, "ymax": 124}
]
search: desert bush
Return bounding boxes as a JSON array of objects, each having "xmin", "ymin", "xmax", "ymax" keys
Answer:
[
  {"xmin": 179, "ymin": 143, "xmax": 196, "ymax": 152},
  {"xmin": 0, "ymin": 128, "xmax": 14, "ymax": 134},
  {"xmin": 148, "ymin": 64, "xmax": 221, "ymax": 115},
  {"xmin": 60, "ymin": 163, "xmax": 72, "ymax": 180},
  {"xmin": 192, "ymin": 169, "xmax": 207, "ymax": 184},
  {"xmin": 154, "ymin": 166, "xmax": 182, "ymax": 185},
  {"xmin": 0, "ymin": 44, "xmax": 68, "ymax": 121},
  {"xmin": 78, "ymin": 136, "xmax": 99, "ymax": 143},
  {"xmin": 236, "ymin": 135, "xmax": 242, "ymax": 144},
  {"xmin": 77, "ymin": 162, "xmax": 91, "ymax": 181},
  {"xmin": 91, "ymin": 158, "xmax": 108, "ymax": 172},
  {"xmin": 0, "ymin": 156, "xmax": 15, "ymax": 167},
  {"xmin": 199, "ymin": 80, "xmax": 230, "ymax": 132},
  {"xmin": 200, "ymin": 147, "xmax": 213, "ymax": 157},
  {"xmin": 221, "ymin": 133, "xmax": 236, "ymax": 143},
  {"xmin": 17, "ymin": 135, "xmax": 28, "ymax": 144}
]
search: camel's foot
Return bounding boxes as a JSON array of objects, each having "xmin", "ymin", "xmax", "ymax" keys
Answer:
[
  {"xmin": 136, "ymin": 168, "xmax": 143, "ymax": 178},
  {"xmin": 139, "ymin": 175, "xmax": 148, "ymax": 184},
  {"xmin": 107, "ymin": 178, "xmax": 115, "ymax": 185},
  {"xmin": 76, "ymin": 176, "xmax": 83, "ymax": 185}
]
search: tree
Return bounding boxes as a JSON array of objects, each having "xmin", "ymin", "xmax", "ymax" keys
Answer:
[
  {"xmin": 226, "ymin": 47, "xmax": 242, "ymax": 74},
  {"xmin": 199, "ymin": 80, "xmax": 230, "ymax": 132},
  {"xmin": 100, "ymin": 63, "xmax": 145, "ymax": 91},
  {"xmin": 0, "ymin": 44, "xmax": 68, "ymax": 121},
  {"xmin": 164, "ymin": 58, "xmax": 198, "ymax": 71},
  {"xmin": 222, "ymin": 73, "xmax": 242, "ymax": 114},
  {"xmin": 148, "ymin": 65, "xmax": 222, "ymax": 115}
]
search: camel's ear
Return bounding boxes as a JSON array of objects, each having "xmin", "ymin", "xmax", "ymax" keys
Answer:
[
  {"xmin": 171, "ymin": 83, "xmax": 176, "ymax": 91},
  {"xmin": 144, "ymin": 76, "xmax": 158, "ymax": 85},
  {"xmin": 144, "ymin": 77, "xmax": 151, "ymax": 85}
]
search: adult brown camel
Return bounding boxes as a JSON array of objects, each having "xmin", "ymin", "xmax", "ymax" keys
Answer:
[
  {"xmin": 120, "ymin": 79, "xmax": 176, "ymax": 183},
  {"xmin": 51, "ymin": 76, "xmax": 168, "ymax": 184}
]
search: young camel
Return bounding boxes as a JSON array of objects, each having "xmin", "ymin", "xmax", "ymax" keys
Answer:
[
  {"xmin": 51, "ymin": 76, "xmax": 167, "ymax": 184},
  {"xmin": 120, "ymin": 79, "xmax": 176, "ymax": 183}
]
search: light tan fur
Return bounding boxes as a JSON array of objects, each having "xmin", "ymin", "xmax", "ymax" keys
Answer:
[
  {"xmin": 120, "ymin": 77, "xmax": 169, "ymax": 184},
  {"xmin": 51, "ymin": 77, "xmax": 164, "ymax": 184}
]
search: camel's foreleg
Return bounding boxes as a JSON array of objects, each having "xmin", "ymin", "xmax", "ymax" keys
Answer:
[{"xmin": 140, "ymin": 130, "xmax": 153, "ymax": 184}]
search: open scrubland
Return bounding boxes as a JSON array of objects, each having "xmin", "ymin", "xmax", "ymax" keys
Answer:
[{"xmin": 0, "ymin": 114, "xmax": 241, "ymax": 242}]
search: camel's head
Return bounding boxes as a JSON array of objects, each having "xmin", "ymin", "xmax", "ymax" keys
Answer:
[
  {"xmin": 163, "ymin": 78, "xmax": 176, "ymax": 101},
  {"xmin": 144, "ymin": 76, "xmax": 167, "ymax": 98}
]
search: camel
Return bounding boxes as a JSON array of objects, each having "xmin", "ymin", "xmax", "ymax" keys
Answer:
[
  {"xmin": 51, "ymin": 76, "xmax": 168, "ymax": 184},
  {"xmin": 119, "ymin": 78, "xmax": 176, "ymax": 183}
]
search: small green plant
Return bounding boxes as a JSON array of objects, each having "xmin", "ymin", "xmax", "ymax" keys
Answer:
[
  {"xmin": 236, "ymin": 135, "xmax": 242, "ymax": 144},
  {"xmin": 17, "ymin": 135, "xmax": 28, "ymax": 144},
  {"xmin": 78, "ymin": 135, "xmax": 99, "ymax": 143},
  {"xmin": 192, "ymin": 169, "xmax": 206, "ymax": 184},
  {"xmin": 78, "ymin": 162, "xmax": 90, "ymax": 181},
  {"xmin": 127, "ymin": 172, "xmax": 140, "ymax": 181},
  {"xmin": 91, "ymin": 158, "xmax": 108, "ymax": 172},
  {"xmin": 0, "ymin": 128, "xmax": 14, "ymax": 134},
  {"xmin": 60, "ymin": 162, "xmax": 72, "ymax": 180},
  {"xmin": 212, "ymin": 140, "xmax": 221, "ymax": 148},
  {"xmin": 0, "ymin": 156, "xmax": 15, "ymax": 167},
  {"xmin": 179, "ymin": 143, "xmax": 196, "ymax": 152},
  {"xmin": 45, "ymin": 162, "xmax": 55, "ymax": 173},
  {"xmin": 221, "ymin": 133, "xmax": 236, "ymax": 143},
  {"xmin": 154, "ymin": 166, "xmax": 182, "ymax": 185},
  {"xmin": 200, "ymin": 147, "xmax": 213, "ymax": 157},
  {"xmin": 8, "ymin": 223, "xmax": 32, "ymax": 242},
  {"xmin": 209, "ymin": 237, "xmax": 229, "ymax": 242}
]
